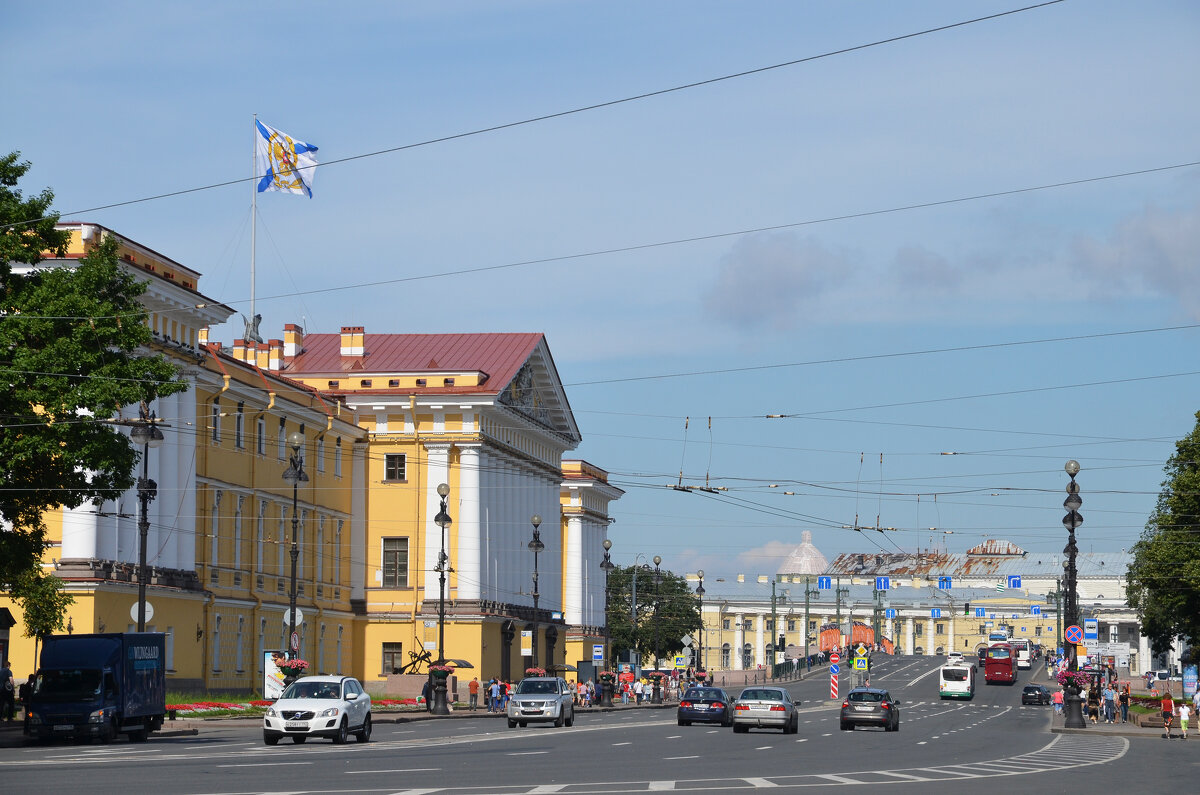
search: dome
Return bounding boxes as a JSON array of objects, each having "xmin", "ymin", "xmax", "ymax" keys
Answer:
[{"xmin": 777, "ymin": 531, "xmax": 829, "ymax": 575}]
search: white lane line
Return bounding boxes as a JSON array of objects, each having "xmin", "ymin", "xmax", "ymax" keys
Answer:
[
  {"xmin": 508, "ymin": 751, "xmax": 549, "ymax": 756},
  {"xmin": 666, "ymin": 735, "xmax": 681, "ymax": 739},
  {"xmin": 821, "ymin": 733, "xmax": 832, "ymax": 737},
  {"xmin": 707, "ymin": 730, "xmax": 719, "ymax": 734},
  {"xmin": 218, "ymin": 761, "xmax": 314, "ymax": 768},
  {"xmin": 648, "ymin": 782, "xmax": 675, "ymax": 791},
  {"xmin": 794, "ymin": 738, "xmax": 808, "ymax": 743},
  {"xmin": 664, "ymin": 755, "xmax": 699, "ymax": 760},
  {"xmin": 744, "ymin": 777, "xmax": 779, "ymax": 788},
  {"xmin": 612, "ymin": 741, "xmax": 631, "ymax": 746},
  {"xmin": 529, "ymin": 786, "xmax": 568, "ymax": 794},
  {"xmin": 347, "ymin": 768, "xmax": 440, "ymax": 775},
  {"xmin": 755, "ymin": 746, "xmax": 773, "ymax": 750},
  {"xmin": 917, "ymin": 741, "xmax": 928, "ymax": 745}
]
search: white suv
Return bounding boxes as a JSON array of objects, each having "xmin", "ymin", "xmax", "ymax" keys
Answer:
[
  {"xmin": 506, "ymin": 676, "xmax": 575, "ymax": 728},
  {"xmin": 264, "ymin": 675, "xmax": 372, "ymax": 745}
]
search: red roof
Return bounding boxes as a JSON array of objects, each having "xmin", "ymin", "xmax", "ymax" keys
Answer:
[{"xmin": 284, "ymin": 332, "xmax": 544, "ymax": 394}]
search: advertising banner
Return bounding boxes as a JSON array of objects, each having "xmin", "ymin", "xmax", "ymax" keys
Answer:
[{"xmin": 264, "ymin": 650, "xmax": 288, "ymax": 700}]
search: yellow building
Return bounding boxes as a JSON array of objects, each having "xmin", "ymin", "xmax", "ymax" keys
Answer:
[{"xmin": 0, "ymin": 223, "xmax": 621, "ymax": 692}]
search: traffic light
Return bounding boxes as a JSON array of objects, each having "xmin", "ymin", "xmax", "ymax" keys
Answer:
[{"xmin": 963, "ymin": 602, "xmax": 970, "ymax": 615}]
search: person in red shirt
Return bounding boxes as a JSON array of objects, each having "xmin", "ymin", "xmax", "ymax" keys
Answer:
[
  {"xmin": 467, "ymin": 677, "xmax": 480, "ymax": 711},
  {"xmin": 1162, "ymin": 692, "xmax": 1175, "ymax": 739}
]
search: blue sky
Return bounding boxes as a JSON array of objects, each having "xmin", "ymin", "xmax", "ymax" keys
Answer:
[{"xmin": 4, "ymin": 1, "xmax": 1199, "ymax": 578}]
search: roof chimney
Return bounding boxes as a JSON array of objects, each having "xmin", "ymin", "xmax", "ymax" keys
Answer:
[
  {"xmin": 284, "ymin": 324, "xmax": 304, "ymax": 358},
  {"xmin": 340, "ymin": 325, "xmax": 364, "ymax": 357},
  {"xmin": 267, "ymin": 339, "xmax": 283, "ymax": 371},
  {"xmin": 232, "ymin": 338, "xmax": 246, "ymax": 362}
]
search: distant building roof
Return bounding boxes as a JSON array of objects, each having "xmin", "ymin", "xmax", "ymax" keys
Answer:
[{"xmin": 777, "ymin": 531, "xmax": 829, "ymax": 576}]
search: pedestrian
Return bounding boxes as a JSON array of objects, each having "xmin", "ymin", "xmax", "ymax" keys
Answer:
[
  {"xmin": 1103, "ymin": 683, "xmax": 1115, "ymax": 723},
  {"xmin": 1118, "ymin": 686, "xmax": 1129, "ymax": 723},
  {"xmin": 421, "ymin": 678, "xmax": 432, "ymax": 713},
  {"xmin": 633, "ymin": 679, "xmax": 643, "ymax": 704},
  {"xmin": 488, "ymin": 678, "xmax": 500, "ymax": 712},
  {"xmin": 1052, "ymin": 688, "xmax": 1063, "ymax": 715},
  {"xmin": 1162, "ymin": 691, "xmax": 1175, "ymax": 739},
  {"xmin": 621, "ymin": 680, "xmax": 630, "ymax": 704},
  {"xmin": 468, "ymin": 677, "xmax": 480, "ymax": 711},
  {"xmin": 1180, "ymin": 700, "xmax": 1191, "ymax": 740},
  {"xmin": 0, "ymin": 660, "xmax": 14, "ymax": 722}
]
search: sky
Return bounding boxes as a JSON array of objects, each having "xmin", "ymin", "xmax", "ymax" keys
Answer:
[{"xmin": 4, "ymin": 1, "xmax": 1199, "ymax": 580}]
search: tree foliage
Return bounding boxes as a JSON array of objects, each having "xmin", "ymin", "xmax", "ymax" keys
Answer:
[
  {"xmin": 1126, "ymin": 410, "xmax": 1200, "ymax": 656},
  {"xmin": 603, "ymin": 564, "xmax": 702, "ymax": 665},
  {"xmin": 0, "ymin": 152, "xmax": 187, "ymax": 592},
  {"xmin": 15, "ymin": 570, "xmax": 74, "ymax": 639}
]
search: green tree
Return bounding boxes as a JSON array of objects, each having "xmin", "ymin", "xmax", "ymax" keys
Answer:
[
  {"xmin": 0, "ymin": 152, "xmax": 187, "ymax": 600},
  {"xmin": 1126, "ymin": 410, "xmax": 1200, "ymax": 656},
  {"xmin": 604, "ymin": 564, "xmax": 701, "ymax": 667}
]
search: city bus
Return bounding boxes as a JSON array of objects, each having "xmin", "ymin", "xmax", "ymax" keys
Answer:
[
  {"xmin": 984, "ymin": 643, "xmax": 1017, "ymax": 685},
  {"xmin": 988, "ymin": 630, "xmax": 1009, "ymax": 643},
  {"xmin": 1010, "ymin": 638, "xmax": 1032, "ymax": 670},
  {"xmin": 938, "ymin": 663, "xmax": 976, "ymax": 700}
]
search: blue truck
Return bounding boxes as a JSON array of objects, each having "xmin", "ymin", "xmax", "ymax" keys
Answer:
[{"xmin": 25, "ymin": 632, "xmax": 166, "ymax": 743}]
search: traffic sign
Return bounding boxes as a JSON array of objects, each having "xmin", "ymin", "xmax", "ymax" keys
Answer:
[
  {"xmin": 930, "ymin": 608, "xmax": 942, "ymax": 618},
  {"xmin": 885, "ymin": 608, "xmax": 897, "ymax": 619},
  {"xmin": 854, "ymin": 657, "xmax": 868, "ymax": 670},
  {"xmin": 938, "ymin": 576, "xmax": 952, "ymax": 589},
  {"xmin": 673, "ymin": 655, "xmax": 687, "ymax": 669},
  {"xmin": 875, "ymin": 576, "xmax": 890, "ymax": 591},
  {"xmin": 284, "ymin": 607, "xmax": 305, "ymax": 627},
  {"xmin": 1031, "ymin": 606, "xmax": 1041, "ymax": 615},
  {"xmin": 1084, "ymin": 618, "xmax": 1099, "ymax": 642},
  {"xmin": 593, "ymin": 644, "xmax": 604, "ymax": 662},
  {"xmin": 975, "ymin": 608, "xmax": 986, "ymax": 617},
  {"xmin": 130, "ymin": 601, "xmax": 154, "ymax": 622},
  {"xmin": 830, "ymin": 674, "xmax": 838, "ymax": 699},
  {"xmin": 1065, "ymin": 625, "xmax": 1084, "ymax": 645},
  {"xmin": 1007, "ymin": 575, "xmax": 1022, "ymax": 589},
  {"xmin": 829, "ymin": 652, "xmax": 841, "ymax": 665},
  {"xmin": 856, "ymin": 644, "xmax": 868, "ymax": 657},
  {"xmin": 290, "ymin": 632, "xmax": 300, "ymax": 651},
  {"xmin": 830, "ymin": 664, "xmax": 840, "ymax": 674},
  {"xmin": 818, "ymin": 576, "xmax": 832, "ymax": 590}
]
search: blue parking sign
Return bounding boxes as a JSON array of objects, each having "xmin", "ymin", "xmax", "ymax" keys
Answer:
[
  {"xmin": 875, "ymin": 576, "xmax": 890, "ymax": 591},
  {"xmin": 818, "ymin": 576, "xmax": 832, "ymax": 590}
]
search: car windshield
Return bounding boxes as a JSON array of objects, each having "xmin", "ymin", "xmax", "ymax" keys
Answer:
[
  {"xmin": 942, "ymin": 667, "xmax": 969, "ymax": 681},
  {"xmin": 33, "ymin": 669, "xmax": 103, "ymax": 702},
  {"xmin": 1024, "ymin": 686, "xmax": 1043, "ymax": 693},
  {"xmin": 283, "ymin": 681, "xmax": 341, "ymax": 699},
  {"xmin": 848, "ymin": 691, "xmax": 884, "ymax": 703},
  {"xmin": 987, "ymin": 648, "xmax": 1011, "ymax": 659},
  {"xmin": 515, "ymin": 679, "xmax": 559, "ymax": 695},
  {"xmin": 684, "ymin": 689, "xmax": 723, "ymax": 700},
  {"xmin": 740, "ymin": 689, "xmax": 785, "ymax": 701}
]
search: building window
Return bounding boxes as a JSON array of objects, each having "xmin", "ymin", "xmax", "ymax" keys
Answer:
[
  {"xmin": 316, "ymin": 518, "xmax": 325, "ymax": 583},
  {"xmin": 915, "ymin": 624, "xmax": 924, "ymax": 637},
  {"xmin": 416, "ymin": 379, "xmax": 426, "ymax": 387},
  {"xmin": 236, "ymin": 616, "xmax": 245, "ymax": 673},
  {"xmin": 235, "ymin": 402, "xmax": 245, "ymax": 448},
  {"xmin": 337, "ymin": 626, "xmax": 344, "ymax": 673},
  {"xmin": 743, "ymin": 620, "xmax": 753, "ymax": 631},
  {"xmin": 211, "ymin": 402, "xmax": 221, "ymax": 444},
  {"xmin": 787, "ymin": 620, "xmax": 796, "ymax": 631},
  {"xmin": 766, "ymin": 620, "xmax": 774, "ymax": 632},
  {"xmin": 1034, "ymin": 626, "xmax": 1042, "ymax": 636},
  {"xmin": 382, "ymin": 642, "xmax": 404, "ymax": 674},
  {"xmin": 936, "ymin": 623, "xmax": 945, "ymax": 635},
  {"xmin": 721, "ymin": 644, "xmax": 731, "ymax": 668},
  {"xmin": 382, "ymin": 538, "xmax": 409, "ymax": 587},
  {"xmin": 316, "ymin": 437, "xmax": 325, "ymax": 473},
  {"xmin": 335, "ymin": 520, "xmax": 343, "ymax": 585},
  {"xmin": 384, "ymin": 454, "xmax": 406, "ymax": 482},
  {"xmin": 722, "ymin": 619, "xmax": 730, "ymax": 630},
  {"xmin": 443, "ymin": 378, "xmax": 454, "ymax": 387},
  {"xmin": 233, "ymin": 496, "xmax": 244, "ymax": 569},
  {"xmin": 809, "ymin": 620, "xmax": 817, "ymax": 632},
  {"xmin": 327, "ymin": 380, "xmax": 339, "ymax": 389},
  {"xmin": 334, "ymin": 438, "xmax": 342, "ymax": 477},
  {"xmin": 360, "ymin": 379, "xmax": 372, "ymax": 388},
  {"xmin": 278, "ymin": 506, "xmax": 287, "ymax": 575},
  {"xmin": 388, "ymin": 379, "xmax": 400, "ymax": 388},
  {"xmin": 210, "ymin": 491, "xmax": 222, "ymax": 571},
  {"xmin": 256, "ymin": 418, "xmax": 266, "ymax": 455},
  {"xmin": 278, "ymin": 418, "xmax": 287, "ymax": 459},
  {"xmin": 256, "ymin": 501, "xmax": 265, "ymax": 573},
  {"xmin": 212, "ymin": 615, "xmax": 222, "ymax": 672}
]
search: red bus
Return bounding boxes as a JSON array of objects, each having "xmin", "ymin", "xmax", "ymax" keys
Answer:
[{"xmin": 984, "ymin": 643, "xmax": 1017, "ymax": 685}]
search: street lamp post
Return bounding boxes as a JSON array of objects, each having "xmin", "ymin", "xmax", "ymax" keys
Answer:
[
  {"xmin": 529, "ymin": 514, "xmax": 544, "ymax": 670},
  {"xmin": 599, "ymin": 539, "xmax": 616, "ymax": 706},
  {"xmin": 129, "ymin": 406, "xmax": 164, "ymax": 632},
  {"xmin": 431, "ymin": 483, "xmax": 453, "ymax": 715},
  {"xmin": 651, "ymin": 555, "xmax": 663, "ymax": 704},
  {"xmin": 281, "ymin": 431, "xmax": 308, "ymax": 662},
  {"xmin": 695, "ymin": 570, "xmax": 706, "ymax": 675},
  {"xmin": 1061, "ymin": 460, "xmax": 1086, "ymax": 729},
  {"xmin": 1046, "ymin": 578, "xmax": 1063, "ymax": 669}
]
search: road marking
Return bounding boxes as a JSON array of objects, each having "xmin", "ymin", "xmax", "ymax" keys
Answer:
[
  {"xmin": 755, "ymin": 745, "xmax": 773, "ymax": 750},
  {"xmin": 648, "ymin": 781, "xmax": 675, "ymax": 791},
  {"xmin": 795, "ymin": 738, "xmax": 808, "ymax": 743},
  {"xmin": 666, "ymin": 735, "xmax": 681, "ymax": 739},
  {"xmin": 217, "ymin": 761, "xmax": 314, "ymax": 768},
  {"xmin": 744, "ymin": 777, "xmax": 779, "ymax": 787},
  {"xmin": 612, "ymin": 741, "xmax": 631, "ymax": 746},
  {"xmin": 507, "ymin": 751, "xmax": 548, "ymax": 756},
  {"xmin": 664, "ymin": 755, "xmax": 699, "ymax": 760},
  {"xmin": 347, "ymin": 768, "xmax": 440, "ymax": 774},
  {"xmin": 529, "ymin": 786, "xmax": 567, "ymax": 793},
  {"xmin": 917, "ymin": 741, "xmax": 928, "ymax": 745}
]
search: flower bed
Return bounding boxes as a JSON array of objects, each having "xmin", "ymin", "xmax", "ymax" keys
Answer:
[
  {"xmin": 165, "ymin": 697, "xmax": 423, "ymax": 717},
  {"xmin": 524, "ymin": 667, "xmax": 546, "ymax": 677}
]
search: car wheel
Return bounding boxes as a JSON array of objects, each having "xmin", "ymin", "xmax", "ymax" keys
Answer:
[
  {"xmin": 733, "ymin": 724, "xmax": 748, "ymax": 733},
  {"xmin": 332, "ymin": 718, "xmax": 348, "ymax": 745},
  {"xmin": 354, "ymin": 714, "xmax": 372, "ymax": 743},
  {"xmin": 554, "ymin": 711, "xmax": 564, "ymax": 728},
  {"xmin": 679, "ymin": 719, "xmax": 690, "ymax": 726},
  {"xmin": 790, "ymin": 716, "xmax": 799, "ymax": 734},
  {"xmin": 128, "ymin": 727, "xmax": 148, "ymax": 743},
  {"xmin": 565, "ymin": 708, "xmax": 574, "ymax": 728},
  {"xmin": 893, "ymin": 720, "xmax": 899, "ymax": 732},
  {"xmin": 292, "ymin": 735, "xmax": 307, "ymax": 744},
  {"xmin": 723, "ymin": 714, "xmax": 733, "ymax": 727},
  {"xmin": 840, "ymin": 722, "xmax": 852, "ymax": 731},
  {"xmin": 507, "ymin": 719, "xmax": 517, "ymax": 728},
  {"xmin": 264, "ymin": 734, "xmax": 280, "ymax": 746},
  {"xmin": 520, "ymin": 722, "xmax": 527, "ymax": 728}
]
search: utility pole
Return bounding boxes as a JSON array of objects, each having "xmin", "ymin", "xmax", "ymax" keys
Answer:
[
  {"xmin": 770, "ymin": 579, "xmax": 778, "ymax": 677},
  {"xmin": 803, "ymin": 576, "xmax": 814, "ymax": 668}
]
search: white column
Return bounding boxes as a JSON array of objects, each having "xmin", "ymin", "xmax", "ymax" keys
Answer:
[
  {"xmin": 156, "ymin": 391, "xmax": 178, "ymax": 569},
  {"xmin": 948, "ymin": 615, "xmax": 955, "ymax": 654},
  {"xmin": 1138, "ymin": 634, "xmax": 1151, "ymax": 675},
  {"xmin": 734, "ymin": 613, "xmax": 745, "ymax": 670},
  {"xmin": 905, "ymin": 617, "xmax": 914, "ymax": 654},
  {"xmin": 457, "ymin": 444, "xmax": 481, "ymax": 601},
  {"xmin": 61, "ymin": 498, "xmax": 99, "ymax": 560},
  {"xmin": 177, "ymin": 386, "xmax": 197, "ymax": 571},
  {"xmin": 564, "ymin": 515, "xmax": 583, "ymax": 626},
  {"xmin": 424, "ymin": 444, "xmax": 451, "ymax": 605},
  {"xmin": 755, "ymin": 614, "xmax": 765, "ymax": 667}
]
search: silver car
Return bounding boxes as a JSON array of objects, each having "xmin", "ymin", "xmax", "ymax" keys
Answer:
[
  {"xmin": 506, "ymin": 676, "xmax": 575, "ymax": 728},
  {"xmin": 264, "ymin": 675, "xmax": 372, "ymax": 745},
  {"xmin": 732, "ymin": 686, "xmax": 799, "ymax": 733}
]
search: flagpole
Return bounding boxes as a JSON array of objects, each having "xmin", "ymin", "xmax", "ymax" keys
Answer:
[{"xmin": 251, "ymin": 113, "xmax": 257, "ymax": 328}]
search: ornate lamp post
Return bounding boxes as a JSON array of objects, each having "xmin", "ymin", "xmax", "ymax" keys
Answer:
[
  {"xmin": 1061, "ymin": 460, "xmax": 1086, "ymax": 728},
  {"xmin": 281, "ymin": 431, "xmax": 308, "ymax": 662},
  {"xmin": 431, "ymin": 483, "xmax": 452, "ymax": 715},
  {"xmin": 695, "ymin": 570, "xmax": 706, "ymax": 675},
  {"xmin": 129, "ymin": 406, "xmax": 164, "ymax": 632},
  {"xmin": 529, "ymin": 514, "xmax": 544, "ymax": 669},
  {"xmin": 651, "ymin": 555, "xmax": 663, "ymax": 704},
  {"xmin": 599, "ymin": 539, "xmax": 616, "ymax": 706}
]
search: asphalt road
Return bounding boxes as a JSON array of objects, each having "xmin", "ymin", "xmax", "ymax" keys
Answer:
[{"xmin": 0, "ymin": 656, "xmax": 1181, "ymax": 794}]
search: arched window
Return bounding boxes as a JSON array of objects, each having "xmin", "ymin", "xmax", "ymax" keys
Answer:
[{"xmin": 721, "ymin": 643, "xmax": 731, "ymax": 668}]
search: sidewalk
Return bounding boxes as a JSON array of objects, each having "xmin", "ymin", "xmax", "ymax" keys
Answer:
[{"xmin": 1050, "ymin": 707, "xmax": 1185, "ymax": 739}]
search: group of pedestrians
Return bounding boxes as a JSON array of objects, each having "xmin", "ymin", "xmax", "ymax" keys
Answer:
[{"xmin": 1160, "ymin": 690, "xmax": 1196, "ymax": 739}]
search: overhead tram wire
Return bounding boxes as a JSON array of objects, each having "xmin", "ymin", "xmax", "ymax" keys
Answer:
[{"xmin": 0, "ymin": 1, "xmax": 1066, "ymax": 232}]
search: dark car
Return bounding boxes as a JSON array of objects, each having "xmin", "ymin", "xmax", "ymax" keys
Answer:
[
  {"xmin": 839, "ymin": 687, "xmax": 900, "ymax": 732},
  {"xmin": 677, "ymin": 687, "xmax": 734, "ymax": 726},
  {"xmin": 1021, "ymin": 684, "xmax": 1052, "ymax": 705},
  {"xmin": 978, "ymin": 647, "xmax": 988, "ymax": 666}
]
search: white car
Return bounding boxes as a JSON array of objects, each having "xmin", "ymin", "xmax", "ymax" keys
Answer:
[
  {"xmin": 264, "ymin": 675, "xmax": 372, "ymax": 745},
  {"xmin": 947, "ymin": 651, "xmax": 964, "ymax": 663},
  {"xmin": 506, "ymin": 676, "xmax": 575, "ymax": 728}
]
